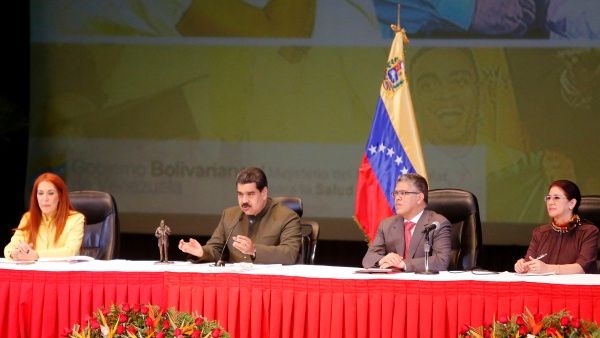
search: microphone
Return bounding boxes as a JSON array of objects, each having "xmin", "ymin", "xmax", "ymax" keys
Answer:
[
  {"xmin": 416, "ymin": 221, "xmax": 441, "ymax": 275},
  {"xmin": 214, "ymin": 213, "xmax": 244, "ymax": 267},
  {"xmin": 421, "ymin": 221, "xmax": 440, "ymax": 234}
]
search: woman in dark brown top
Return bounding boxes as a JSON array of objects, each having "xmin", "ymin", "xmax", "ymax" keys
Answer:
[{"xmin": 514, "ymin": 180, "xmax": 598, "ymax": 274}]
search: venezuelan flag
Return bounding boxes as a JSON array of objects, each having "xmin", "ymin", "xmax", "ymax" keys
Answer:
[{"xmin": 354, "ymin": 26, "xmax": 427, "ymax": 242}]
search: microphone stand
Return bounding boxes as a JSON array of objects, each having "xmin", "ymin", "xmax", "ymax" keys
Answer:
[
  {"xmin": 416, "ymin": 229, "xmax": 439, "ymax": 275},
  {"xmin": 213, "ymin": 214, "xmax": 243, "ymax": 267}
]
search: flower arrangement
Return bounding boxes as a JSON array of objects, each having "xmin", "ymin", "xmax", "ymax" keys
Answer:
[
  {"xmin": 65, "ymin": 303, "xmax": 230, "ymax": 338},
  {"xmin": 459, "ymin": 308, "xmax": 600, "ymax": 338}
]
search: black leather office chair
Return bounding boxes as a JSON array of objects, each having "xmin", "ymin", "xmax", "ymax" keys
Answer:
[
  {"xmin": 69, "ymin": 191, "xmax": 120, "ymax": 260},
  {"xmin": 427, "ymin": 189, "xmax": 482, "ymax": 270},
  {"xmin": 579, "ymin": 195, "xmax": 600, "ymax": 270},
  {"xmin": 273, "ymin": 196, "xmax": 319, "ymax": 264},
  {"xmin": 580, "ymin": 195, "xmax": 600, "ymax": 226}
]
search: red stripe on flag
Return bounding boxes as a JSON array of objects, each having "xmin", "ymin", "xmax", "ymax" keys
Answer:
[{"xmin": 354, "ymin": 154, "xmax": 395, "ymax": 242}]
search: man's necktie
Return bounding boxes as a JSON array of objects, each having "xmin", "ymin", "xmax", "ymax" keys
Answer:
[{"xmin": 404, "ymin": 221, "xmax": 415, "ymax": 258}]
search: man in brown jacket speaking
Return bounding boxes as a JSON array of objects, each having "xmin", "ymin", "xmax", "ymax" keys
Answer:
[{"xmin": 178, "ymin": 167, "xmax": 302, "ymax": 265}]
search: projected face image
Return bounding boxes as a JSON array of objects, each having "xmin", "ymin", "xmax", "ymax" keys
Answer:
[
  {"xmin": 412, "ymin": 49, "xmax": 479, "ymax": 145},
  {"xmin": 237, "ymin": 183, "xmax": 268, "ymax": 216}
]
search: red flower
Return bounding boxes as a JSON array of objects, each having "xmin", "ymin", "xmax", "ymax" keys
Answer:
[
  {"xmin": 560, "ymin": 315, "xmax": 570, "ymax": 326},
  {"xmin": 133, "ymin": 303, "xmax": 141, "ymax": 312},
  {"xmin": 145, "ymin": 317, "xmax": 154, "ymax": 329},
  {"xmin": 67, "ymin": 304, "xmax": 229, "ymax": 338},
  {"xmin": 519, "ymin": 325, "xmax": 528, "ymax": 335},
  {"xmin": 516, "ymin": 316, "xmax": 525, "ymax": 325},
  {"xmin": 122, "ymin": 303, "xmax": 130, "ymax": 312},
  {"xmin": 141, "ymin": 306, "xmax": 149, "ymax": 315},
  {"xmin": 457, "ymin": 309, "xmax": 600, "ymax": 338},
  {"xmin": 118, "ymin": 313, "xmax": 127, "ymax": 323}
]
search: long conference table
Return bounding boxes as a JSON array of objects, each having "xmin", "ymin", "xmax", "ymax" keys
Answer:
[{"xmin": 2, "ymin": 260, "xmax": 600, "ymax": 338}]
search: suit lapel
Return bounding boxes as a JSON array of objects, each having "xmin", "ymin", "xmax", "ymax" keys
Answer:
[
  {"xmin": 409, "ymin": 210, "xmax": 430, "ymax": 258},
  {"xmin": 388, "ymin": 216, "xmax": 405, "ymax": 255}
]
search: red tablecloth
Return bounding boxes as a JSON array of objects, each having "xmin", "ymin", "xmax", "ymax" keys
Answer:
[{"xmin": 2, "ymin": 269, "xmax": 600, "ymax": 338}]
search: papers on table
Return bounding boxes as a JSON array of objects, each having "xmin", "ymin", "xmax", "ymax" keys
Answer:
[
  {"xmin": 517, "ymin": 271, "xmax": 557, "ymax": 276},
  {"xmin": 0, "ymin": 258, "xmax": 36, "ymax": 265},
  {"xmin": 0, "ymin": 255, "xmax": 95, "ymax": 264},
  {"xmin": 38, "ymin": 255, "xmax": 95, "ymax": 263},
  {"xmin": 355, "ymin": 267, "xmax": 402, "ymax": 274},
  {"xmin": 208, "ymin": 262, "xmax": 283, "ymax": 272}
]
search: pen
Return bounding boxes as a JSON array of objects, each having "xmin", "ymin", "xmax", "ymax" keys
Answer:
[{"xmin": 524, "ymin": 253, "xmax": 547, "ymax": 261}]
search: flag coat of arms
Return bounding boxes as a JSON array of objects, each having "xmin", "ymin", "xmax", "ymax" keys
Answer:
[{"xmin": 354, "ymin": 26, "xmax": 427, "ymax": 242}]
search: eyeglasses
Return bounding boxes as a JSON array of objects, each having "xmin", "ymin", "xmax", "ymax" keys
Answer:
[
  {"xmin": 391, "ymin": 190, "xmax": 420, "ymax": 198},
  {"xmin": 544, "ymin": 195, "xmax": 568, "ymax": 202}
]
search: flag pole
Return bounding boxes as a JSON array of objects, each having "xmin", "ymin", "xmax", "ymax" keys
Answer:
[
  {"xmin": 354, "ymin": 0, "xmax": 427, "ymax": 242},
  {"xmin": 396, "ymin": 1, "xmax": 400, "ymax": 28},
  {"xmin": 391, "ymin": 2, "xmax": 408, "ymax": 43}
]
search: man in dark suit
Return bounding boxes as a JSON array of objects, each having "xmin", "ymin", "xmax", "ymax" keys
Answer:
[
  {"xmin": 362, "ymin": 173, "xmax": 451, "ymax": 272},
  {"xmin": 178, "ymin": 167, "xmax": 302, "ymax": 265}
]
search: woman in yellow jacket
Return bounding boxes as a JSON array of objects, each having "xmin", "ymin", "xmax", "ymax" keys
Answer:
[{"xmin": 4, "ymin": 172, "xmax": 84, "ymax": 261}]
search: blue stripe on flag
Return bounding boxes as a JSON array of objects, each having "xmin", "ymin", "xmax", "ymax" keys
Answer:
[{"xmin": 365, "ymin": 97, "xmax": 417, "ymax": 209}]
